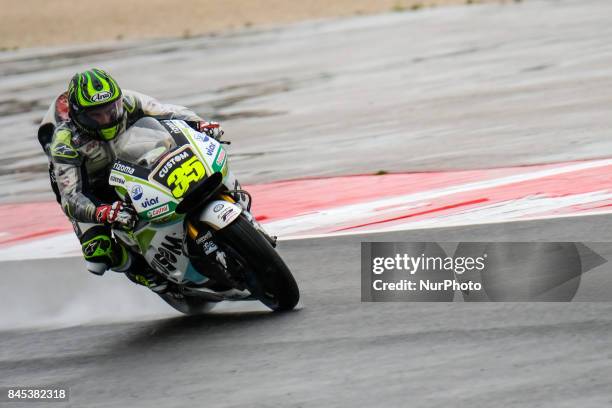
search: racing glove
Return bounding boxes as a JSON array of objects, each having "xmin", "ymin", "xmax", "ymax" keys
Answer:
[
  {"xmin": 197, "ymin": 121, "xmax": 224, "ymax": 140},
  {"xmin": 95, "ymin": 201, "xmax": 137, "ymax": 230}
]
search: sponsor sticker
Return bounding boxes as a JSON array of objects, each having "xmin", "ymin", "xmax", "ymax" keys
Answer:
[
  {"xmin": 147, "ymin": 203, "xmax": 170, "ymax": 218},
  {"xmin": 164, "ymin": 121, "xmax": 183, "ymax": 136},
  {"xmin": 195, "ymin": 231, "xmax": 213, "ymax": 245},
  {"xmin": 215, "ymin": 149, "xmax": 226, "ymax": 167},
  {"xmin": 151, "ymin": 235, "xmax": 183, "ymax": 273},
  {"xmin": 141, "ymin": 197, "xmax": 160, "ymax": 208},
  {"xmin": 195, "ymin": 232, "xmax": 218, "ymax": 255},
  {"xmin": 157, "ymin": 150, "xmax": 191, "ymax": 178},
  {"xmin": 131, "ymin": 185, "xmax": 143, "ymax": 200},
  {"xmin": 109, "ymin": 174, "xmax": 126, "ymax": 185},
  {"xmin": 202, "ymin": 240, "xmax": 218, "ymax": 255},
  {"xmin": 220, "ymin": 208, "xmax": 235, "ymax": 222},
  {"xmin": 152, "ymin": 147, "xmax": 206, "ymax": 199},
  {"xmin": 112, "ymin": 162, "xmax": 135, "ymax": 175},
  {"xmin": 195, "ymin": 133, "xmax": 210, "ymax": 143},
  {"xmin": 213, "ymin": 204, "xmax": 224, "ymax": 213}
]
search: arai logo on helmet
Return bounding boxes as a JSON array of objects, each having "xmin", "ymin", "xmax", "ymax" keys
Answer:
[
  {"xmin": 131, "ymin": 185, "xmax": 143, "ymax": 201},
  {"xmin": 91, "ymin": 91, "xmax": 112, "ymax": 103}
]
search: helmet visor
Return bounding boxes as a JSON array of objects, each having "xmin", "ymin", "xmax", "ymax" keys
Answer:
[{"xmin": 75, "ymin": 99, "xmax": 124, "ymax": 130}]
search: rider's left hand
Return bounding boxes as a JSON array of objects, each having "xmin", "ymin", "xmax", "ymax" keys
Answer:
[{"xmin": 198, "ymin": 121, "xmax": 224, "ymax": 140}]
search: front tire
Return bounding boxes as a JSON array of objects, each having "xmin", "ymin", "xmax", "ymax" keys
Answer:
[{"xmin": 216, "ymin": 215, "xmax": 299, "ymax": 311}]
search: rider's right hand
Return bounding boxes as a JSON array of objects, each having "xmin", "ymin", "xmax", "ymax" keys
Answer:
[
  {"xmin": 197, "ymin": 121, "xmax": 224, "ymax": 140},
  {"xmin": 95, "ymin": 201, "xmax": 136, "ymax": 229}
]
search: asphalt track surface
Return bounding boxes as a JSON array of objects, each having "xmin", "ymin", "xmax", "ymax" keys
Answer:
[
  {"xmin": 3, "ymin": 216, "xmax": 612, "ymax": 407},
  {"xmin": 3, "ymin": 0, "xmax": 612, "ymax": 407}
]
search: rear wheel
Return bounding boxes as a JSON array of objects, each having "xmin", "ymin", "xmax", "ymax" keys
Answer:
[{"xmin": 215, "ymin": 215, "xmax": 299, "ymax": 311}]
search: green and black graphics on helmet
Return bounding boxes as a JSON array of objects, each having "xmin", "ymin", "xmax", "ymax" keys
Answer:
[{"xmin": 68, "ymin": 68, "xmax": 126, "ymax": 141}]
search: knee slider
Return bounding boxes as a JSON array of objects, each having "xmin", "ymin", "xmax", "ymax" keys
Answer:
[{"xmin": 86, "ymin": 261, "xmax": 107, "ymax": 276}]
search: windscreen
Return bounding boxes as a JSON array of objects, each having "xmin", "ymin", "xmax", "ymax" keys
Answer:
[{"xmin": 112, "ymin": 117, "xmax": 177, "ymax": 168}]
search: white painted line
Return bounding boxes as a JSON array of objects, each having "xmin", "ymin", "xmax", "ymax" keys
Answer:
[
  {"xmin": 0, "ymin": 233, "xmax": 80, "ymax": 261},
  {"xmin": 265, "ymin": 159, "xmax": 612, "ymax": 236},
  {"xmin": 278, "ymin": 206, "xmax": 612, "ymax": 241}
]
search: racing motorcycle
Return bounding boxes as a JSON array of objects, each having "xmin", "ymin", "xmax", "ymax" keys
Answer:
[{"xmin": 108, "ymin": 117, "xmax": 299, "ymax": 313}]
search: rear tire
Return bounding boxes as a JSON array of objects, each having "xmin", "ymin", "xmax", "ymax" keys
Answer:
[{"xmin": 216, "ymin": 215, "xmax": 299, "ymax": 311}]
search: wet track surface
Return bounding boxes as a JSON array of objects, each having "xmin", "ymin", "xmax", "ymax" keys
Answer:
[
  {"xmin": 3, "ymin": 0, "xmax": 612, "ymax": 201},
  {"xmin": 3, "ymin": 215, "xmax": 612, "ymax": 407},
  {"xmin": 3, "ymin": 0, "xmax": 612, "ymax": 406}
]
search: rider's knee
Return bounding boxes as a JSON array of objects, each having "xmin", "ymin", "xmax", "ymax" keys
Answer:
[
  {"xmin": 80, "ymin": 226, "xmax": 125, "ymax": 272},
  {"xmin": 85, "ymin": 248, "xmax": 131, "ymax": 276}
]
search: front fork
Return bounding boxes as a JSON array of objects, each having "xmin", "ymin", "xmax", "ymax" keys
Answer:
[
  {"xmin": 223, "ymin": 172, "xmax": 277, "ymax": 247},
  {"xmin": 183, "ymin": 191, "xmax": 276, "ymax": 288},
  {"xmin": 227, "ymin": 189, "xmax": 277, "ymax": 248}
]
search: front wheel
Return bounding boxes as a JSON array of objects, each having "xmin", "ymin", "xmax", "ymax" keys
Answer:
[{"xmin": 215, "ymin": 215, "xmax": 299, "ymax": 311}]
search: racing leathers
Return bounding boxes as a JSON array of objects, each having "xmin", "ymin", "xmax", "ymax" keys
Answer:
[{"xmin": 38, "ymin": 90, "xmax": 213, "ymax": 278}]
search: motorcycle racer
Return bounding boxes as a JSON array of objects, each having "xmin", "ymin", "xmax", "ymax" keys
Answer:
[{"xmin": 38, "ymin": 68, "xmax": 224, "ymax": 292}]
